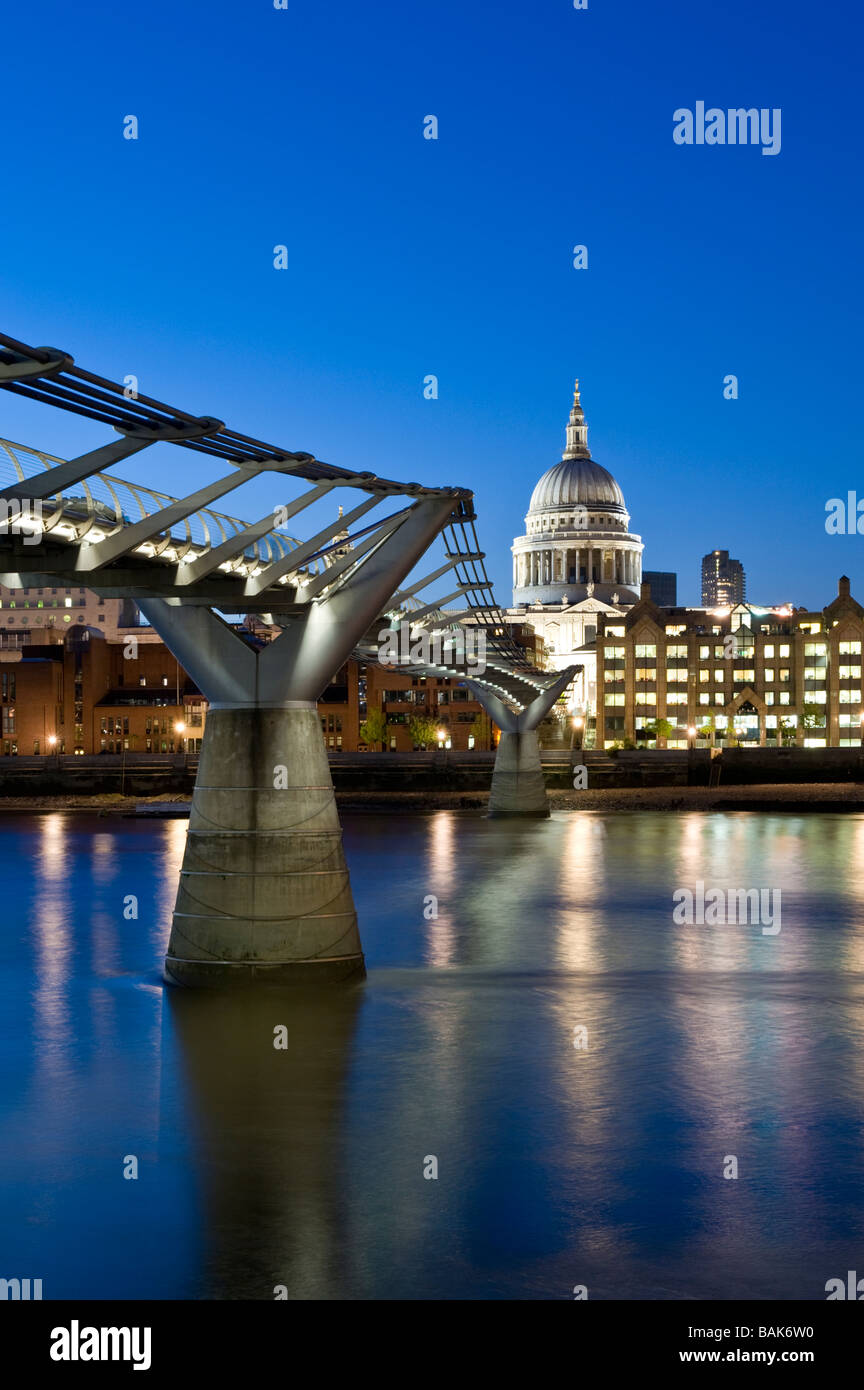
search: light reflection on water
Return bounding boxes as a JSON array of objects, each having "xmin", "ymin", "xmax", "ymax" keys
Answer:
[{"xmin": 1, "ymin": 808, "xmax": 864, "ymax": 1299}]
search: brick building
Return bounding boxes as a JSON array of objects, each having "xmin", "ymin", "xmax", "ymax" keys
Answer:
[
  {"xmin": 596, "ymin": 577, "xmax": 864, "ymax": 749},
  {"xmin": 0, "ymin": 614, "xmax": 547, "ymax": 757}
]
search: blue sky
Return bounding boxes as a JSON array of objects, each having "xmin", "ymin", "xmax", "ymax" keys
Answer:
[{"xmin": 0, "ymin": 0, "xmax": 861, "ymax": 607}]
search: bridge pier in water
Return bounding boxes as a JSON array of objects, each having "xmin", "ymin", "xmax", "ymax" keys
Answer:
[
  {"xmin": 138, "ymin": 493, "xmax": 455, "ymax": 987},
  {"xmin": 166, "ymin": 704, "xmax": 363, "ymax": 987},
  {"xmin": 469, "ymin": 669, "xmax": 576, "ymax": 820}
]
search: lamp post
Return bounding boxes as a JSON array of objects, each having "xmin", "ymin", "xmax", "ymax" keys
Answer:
[
  {"xmin": 174, "ymin": 719, "xmax": 186, "ymax": 755},
  {"xmin": 570, "ymin": 714, "xmax": 584, "ymax": 753},
  {"xmin": 687, "ymin": 724, "xmax": 696, "ymax": 751}
]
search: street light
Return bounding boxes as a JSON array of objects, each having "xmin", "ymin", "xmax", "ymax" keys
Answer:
[
  {"xmin": 570, "ymin": 714, "xmax": 584, "ymax": 752},
  {"xmin": 174, "ymin": 720, "xmax": 186, "ymax": 755},
  {"xmin": 687, "ymin": 724, "xmax": 696, "ymax": 750},
  {"xmin": 436, "ymin": 726, "xmax": 446, "ymax": 748}
]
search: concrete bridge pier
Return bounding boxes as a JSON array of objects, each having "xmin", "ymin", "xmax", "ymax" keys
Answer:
[
  {"xmin": 468, "ymin": 668, "xmax": 576, "ymax": 819},
  {"xmin": 165, "ymin": 703, "xmax": 363, "ymax": 987},
  {"xmin": 139, "ymin": 493, "xmax": 457, "ymax": 986}
]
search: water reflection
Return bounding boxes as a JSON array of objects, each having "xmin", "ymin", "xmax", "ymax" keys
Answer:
[
  {"xmin": 168, "ymin": 986, "xmax": 362, "ymax": 1299},
  {"xmin": 2, "ymin": 808, "xmax": 864, "ymax": 1298}
]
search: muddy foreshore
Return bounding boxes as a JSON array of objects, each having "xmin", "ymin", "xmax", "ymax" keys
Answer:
[{"xmin": 1, "ymin": 784, "xmax": 864, "ymax": 814}]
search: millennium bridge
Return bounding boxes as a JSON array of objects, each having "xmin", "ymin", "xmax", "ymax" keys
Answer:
[{"xmin": 0, "ymin": 332, "xmax": 575, "ymax": 985}]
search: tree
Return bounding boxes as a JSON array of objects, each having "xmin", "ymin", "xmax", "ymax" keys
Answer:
[
  {"xmin": 801, "ymin": 702, "xmax": 825, "ymax": 732},
  {"xmin": 359, "ymin": 707, "xmax": 388, "ymax": 751},
  {"xmin": 778, "ymin": 715, "xmax": 796, "ymax": 747},
  {"xmin": 639, "ymin": 717, "xmax": 673, "ymax": 748},
  {"xmin": 697, "ymin": 710, "xmax": 717, "ymax": 747},
  {"xmin": 409, "ymin": 714, "xmax": 440, "ymax": 749}
]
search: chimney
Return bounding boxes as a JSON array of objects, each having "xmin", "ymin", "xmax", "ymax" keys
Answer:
[
  {"xmin": 640, "ymin": 581, "xmax": 651, "ymax": 601},
  {"xmin": 839, "ymin": 575, "xmax": 851, "ymax": 599}
]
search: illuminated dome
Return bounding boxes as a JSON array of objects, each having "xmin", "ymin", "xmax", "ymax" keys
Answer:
[
  {"xmin": 511, "ymin": 379, "xmax": 643, "ymax": 608},
  {"xmin": 528, "ymin": 458, "xmax": 626, "ymax": 515}
]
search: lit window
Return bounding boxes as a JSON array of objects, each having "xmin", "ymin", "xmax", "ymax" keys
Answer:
[
  {"xmin": 764, "ymin": 669, "xmax": 775, "ymax": 683},
  {"xmin": 699, "ymin": 645, "xmax": 710, "ymax": 659},
  {"xmin": 779, "ymin": 669, "xmax": 790, "ymax": 682},
  {"xmin": 699, "ymin": 669, "xmax": 709, "ymax": 683},
  {"xmin": 839, "ymin": 689, "xmax": 862, "ymax": 703},
  {"xmin": 634, "ymin": 644, "xmax": 656, "ymax": 658},
  {"xmin": 699, "ymin": 693, "xmax": 710, "ymax": 705},
  {"xmin": 840, "ymin": 641, "xmax": 861, "ymax": 656},
  {"xmin": 779, "ymin": 644, "xmax": 790, "ymax": 658},
  {"xmin": 764, "ymin": 645, "xmax": 775, "ymax": 659},
  {"xmin": 765, "ymin": 691, "xmax": 775, "ymax": 705}
]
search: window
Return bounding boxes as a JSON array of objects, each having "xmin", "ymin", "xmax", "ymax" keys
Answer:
[
  {"xmin": 666, "ymin": 692, "xmax": 687, "ymax": 705},
  {"xmin": 733, "ymin": 669, "xmax": 755, "ymax": 682},
  {"xmin": 765, "ymin": 691, "xmax": 775, "ymax": 705},
  {"xmin": 840, "ymin": 641, "xmax": 862, "ymax": 656},
  {"xmin": 634, "ymin": 644, "xmax": 656, "ymax": 658},
  {"xmin": 667, "ymin": 645, "xmax": 687, "ymax": 659},
  {"xmin": 839, "ymin": 689, "xmax": 862, "ymax": 703},
  {"xmin": 713, "ymin": 644, "xmax": 727, "ymax": 659},
  {"xmin": 605, "ymin": 626, "xmax": 625, "ymax": 638},
  {"xmin": 699, "ymin": 669, "xmax": 709, "ymax": 683},
  {"xmin": 764, "ymin": 644, "xmax": 775, "ymax": 659},
  {"xmin": 779, "ymin": 644, "xmax": 790, "ymax": 658},
  {"xmin": 779, "ymin": 669, "xmax": 790, "ymax": 682},
  {"xmin": 635, "ymin": 693, "xmax": 655, "ymax": 706},
  {"xmin": 665, "ymin": 625, "xmax": 686, "ymax": 636},
  {"xmin": 714, "ymin": 667, "xmax": 726, "ymax": 682},
  {"xmin": 604, "ymin": 670, "xmax": 624, "ymax": 684},
  {"xmin": 699, "ymin": 692, "xmax": 710, "ymax": 706},
  {"xmin": 764, "ymin": 669, "xmax": 775, "ymax": 683},
  {"xmin": 779, "ymin": 692, "xmax": 790, "ymax": 704},
  {"xmin": 804, "ymin": 643, "xmax": 827, "ymax": 659},
  {"xmin": 605, "ymin": 694, "xmax": 625, "ymax": 707},
  {"xmin": 839, "ymin": 665, "xmax": 862, "ymax": 680},
  {"xmin": 665, "ymin": 669, "xmax": 687, "ymax": 683},
  {"xmin": 604, "ymin": 646, "xmax": 625, "ymax": 659},
  {"xmin": 699, "ymin": 645, "xmax": 710, "ymax": 659}
]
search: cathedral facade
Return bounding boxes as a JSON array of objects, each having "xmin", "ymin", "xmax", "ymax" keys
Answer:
[{"xmin": 506, "ymin": 382, "xmax": 643, "ymax": 715}]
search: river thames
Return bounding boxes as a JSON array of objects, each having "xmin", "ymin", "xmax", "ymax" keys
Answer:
[{"xmin": 2, "ymin": 809, "xmax": 863, "ymax": 1300}]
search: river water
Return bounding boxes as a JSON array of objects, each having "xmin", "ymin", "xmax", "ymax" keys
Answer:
[{"xmin": 1, "ymin": 808, "xmax": 863, "ymax": 1300}]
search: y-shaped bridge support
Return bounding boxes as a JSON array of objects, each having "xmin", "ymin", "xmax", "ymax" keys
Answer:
[
  {"xmin": 140, "ymin": 496, "xmax": 455, "ymax": 987},
  {"xmin": 467, "ymin": 669, "xmax": 576, "ymax": 818}
]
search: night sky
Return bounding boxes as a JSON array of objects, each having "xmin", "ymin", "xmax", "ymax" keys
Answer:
[{"xmin": 1, "ymin": 0, "xmax": 861, "ymax": 607}]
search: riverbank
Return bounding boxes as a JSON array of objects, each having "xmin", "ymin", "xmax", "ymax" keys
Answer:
[{"xmin": 2, "ymin": 783, "xmax": 864, "ymax": 814}]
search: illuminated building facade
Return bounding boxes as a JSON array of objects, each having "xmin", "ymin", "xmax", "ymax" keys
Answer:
[{"xmin": 596, "ymin": 577, "xmax": 864, "ymax": 749}]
